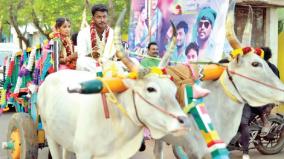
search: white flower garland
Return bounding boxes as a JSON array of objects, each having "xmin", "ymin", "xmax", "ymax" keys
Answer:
[
  {"xmin": 13, "ymin": 48, "xmax": 36, "ymax": 95},
  {"xmin": 95, "ymin": 29, "xmax": 107, "ymax": 56},
  {"xmin": 4, "ymin": 56, "xmax": 10, "ymax": 78},
  {"xmin": 26, "ymin": 48, "xmax": 36, "ymax": 71}
]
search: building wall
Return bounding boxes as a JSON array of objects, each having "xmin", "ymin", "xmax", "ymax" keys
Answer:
[
  {"xmin": 265, "ymin": 7, "xmax": 278, "ymax": 65},
  {"xmin": 236, "ymin": 0, "xmax": 284, "ymax": 65},
  {"xmin": 277, "ymin": 32, "xmax": 284, "ymax": 113},
  {"xmin": 278, "ymin": 9, "xmax": 284, "ymax": 80},
  {"xmin": 235, "ymin": 6, "xmax": 266, "ymax": 47},
  {"xmin": 237, "ymin": 0, "xmax": 284, "ymax": 7}
]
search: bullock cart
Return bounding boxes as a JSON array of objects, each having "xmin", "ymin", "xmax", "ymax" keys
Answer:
[{"xmin": 1, "ymin": 41, "xmax": 60, "ymax": 159}]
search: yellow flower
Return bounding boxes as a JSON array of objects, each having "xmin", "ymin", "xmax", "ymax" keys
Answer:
[
  {"xmin": 26, "ymin": 47, "xmax": 32, "ymax": 52},
  {"xmin": 150, "ymin": 67, "xmax": 163, "ymax": 75},
  {"xmin": 16, "ymin": 51, "xmax": 22, "ymax": 56},
  {"xmin": 128, "ymin": 72, "xmax": 138, "ymax": 79},
  {"xmin": 230, "ymin": 48, "xmax": 243, "ymax": 59}
]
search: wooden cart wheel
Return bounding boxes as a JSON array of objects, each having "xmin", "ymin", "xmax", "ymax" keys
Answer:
[{"xmin": 7, "ymin": 113, "xmax": 38, "ymax": 159}]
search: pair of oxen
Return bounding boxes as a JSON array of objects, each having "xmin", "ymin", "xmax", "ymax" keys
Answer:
[{"xmin": 38, "ymin": 8, "xmax": 284, "ymax": 159}]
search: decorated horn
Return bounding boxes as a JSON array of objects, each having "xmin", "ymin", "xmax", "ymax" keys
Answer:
[
  {"xmin": 226, "ymin": 0, "xmax": 242, "ymax": 49},
  {"xmin": 158, "ymin": 21, "xmax": 177, "ymax": 67},
  {"xmin": 67, "ymin": 78, "xmax": 127, "ymax": 94},
  {"xmin": 115, "ymin": 8, "xmax": 140, "ymax": 72}
]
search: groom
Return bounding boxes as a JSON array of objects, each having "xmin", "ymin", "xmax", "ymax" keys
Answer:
[{"xmin": 76, "ymin": 4, "xmax": 116, "ymax": 72}]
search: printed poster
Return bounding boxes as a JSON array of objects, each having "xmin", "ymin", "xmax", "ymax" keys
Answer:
[{"xmin": 128, "ymin": 0, "xmax": 229, "ymax": 62}]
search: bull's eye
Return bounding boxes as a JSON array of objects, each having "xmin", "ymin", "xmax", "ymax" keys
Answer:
[
  {"xmin": 251, "ymin": 62, "xmax": 261, "ymax": 67},
  {"xmin": 147, "ymin": 87, "xmax": 156, "ymax": 92}
]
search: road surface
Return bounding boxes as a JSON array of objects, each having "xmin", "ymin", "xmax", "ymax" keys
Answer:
[{"xmin": 1, "ymin": 112, "xmax": 283, "ymax": 158}]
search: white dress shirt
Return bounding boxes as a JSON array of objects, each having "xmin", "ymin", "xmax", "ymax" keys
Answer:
[{"xmin": 76, "ymin": 26, "xmax": 116, "ymax": 72}]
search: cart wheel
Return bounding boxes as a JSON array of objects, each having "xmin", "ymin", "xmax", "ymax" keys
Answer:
[{"xmin": 7, "ymin": 113, "xmax": 38, "ymax": 159}]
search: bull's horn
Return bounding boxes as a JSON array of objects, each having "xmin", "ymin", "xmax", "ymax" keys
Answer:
[
  {"xmin": 158, "ymin": 20, "xmax": 177, "ymax": 67},
  {"xmin": 226, "ymin": 0, "xmax": 242, "ymax": 49},
  {"xmin": 115, "ymin": 8, "xmax": 140, "ymax": 72}
]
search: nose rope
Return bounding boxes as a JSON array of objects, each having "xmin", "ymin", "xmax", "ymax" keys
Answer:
[
  {"xmin": 228, "ymin": 70, "xmax": 284, "ymax": 92},
  {"xmin": 132, "ymin": 90, "xmax": 148, "ymax": 127},
  {"xmin": 226, "ymin": 68, "xmax": 248, "ymax": 104},
  {"xmin": 133, "ymin": 90, "xmax": 180, "ymax": 120}
]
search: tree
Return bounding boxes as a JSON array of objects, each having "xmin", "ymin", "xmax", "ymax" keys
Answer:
[
  {"xmin": 0, "ymin": 0, "xmax": 12, "ymax": 42},
  {"xmin": 0, "ymin": 0, "xmax": 131, "ymax": 47},
  {"xmin": 8, "ymin": 0, "xmax": 31, "ymax": 48},
  {"xmin": 28, "ymin": 0, "xmax": 131, "ymax": 34}
]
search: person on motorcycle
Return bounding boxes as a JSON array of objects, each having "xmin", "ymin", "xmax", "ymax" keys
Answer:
[{"xmin": 239, "ymin": 47, "xmax": 280, "ymax": 159}]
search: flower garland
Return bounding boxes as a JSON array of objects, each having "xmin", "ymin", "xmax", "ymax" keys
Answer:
[
  {"xmin": 0, "ymin": 55, "xmax": 15, "ymax": 110},
  {"xmin": 52, "ymin": 31, "xmax": 77, "ymax": 69},
  {"xmin": 254, "ymin": 48, "xmax": 264, "ymax": 58},
  {"xmin": 51, "ymin": 31, "xmax": 73, "ymax": 57},
  {"xmin": 40, "ymin": 45, "xmax": 53, "ymax": 82},
  {"xmin": 127, "ymin": 67, "xmax": 169, "ymax": 79},
  {"xmin": 90, "ymin": 17, "xmax": 110, "ymax": 58},
  {"xmin": 13, "ymin": 48, "xmax": 36, "ymax": 97},
  {"xmin": 31, "ymin": 45, "xmax": 43, "ymax": 86},
  {"xmin": 230, "ymin": 47, "xmax": 264, "ymax": 59},
  {"xmin": 60, "ymin": 35, "xmax": 73, "ymax": 57}
]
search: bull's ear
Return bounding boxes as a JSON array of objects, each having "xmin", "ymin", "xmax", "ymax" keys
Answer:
[{"xmin": 122, "ymin": 78, "xmax": 136, "ymax": 89}]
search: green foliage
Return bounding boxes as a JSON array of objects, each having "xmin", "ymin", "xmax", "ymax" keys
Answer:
[
  {"xmin": 0, "ymin": 0, "xmax": 131, "ymax": 41},
  {"xmin": 0, "ymin": 0, "xmax": 130, "ymax": 37},
  {"xmin": 0, "ymin": 0, "xmax": 11, "ymax": 36},
  {"xmin": 31, "ymin": 0, "xmax": 85, "ymax": 33}
]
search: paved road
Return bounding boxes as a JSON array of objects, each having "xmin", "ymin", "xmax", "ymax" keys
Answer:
[{"xmin": 1, "ymin": 112, "xmax": 283, "ymax": 159}]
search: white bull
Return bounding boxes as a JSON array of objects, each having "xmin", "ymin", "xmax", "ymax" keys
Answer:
[
  {"xmin": 154, "ymin": 52, "xmax": 284, "ymax": 159},
  {"xmin": 37, "ymin": 71, "xmax": 189, "ymax": 159}
]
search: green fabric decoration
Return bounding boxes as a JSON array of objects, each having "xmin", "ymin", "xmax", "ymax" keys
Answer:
[{"xmin": 185, "ymin": 84, "xmax": 193, "ymax": 104}]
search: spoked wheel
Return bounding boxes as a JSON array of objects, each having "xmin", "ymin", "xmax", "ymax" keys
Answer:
[
  {"xmin": 254, "ymin": 116, "xmax": 284, "ymax": 155},
  {"xmin": 6, "ymin": 113, "xmax": 38, "ymax": 159}
]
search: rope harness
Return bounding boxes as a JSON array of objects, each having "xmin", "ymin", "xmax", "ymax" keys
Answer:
[
  {"xmin": 226, "ymin": 68, "xmax": 248, "ymax": 104},
  {"xmin": 101, "ymin": 78, "xmax": 181, "ymax": 127},
  {"xmin": 220, "ymin": 66, "xmax": 284, "ymax": 104}
]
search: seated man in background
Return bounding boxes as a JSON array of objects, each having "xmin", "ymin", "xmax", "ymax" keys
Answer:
[{"xmin": 140, "ymin": 42, "xmax": 160, "ymax": 68}]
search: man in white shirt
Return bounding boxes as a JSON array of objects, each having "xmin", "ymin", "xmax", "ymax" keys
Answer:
[{"xmin": 76, "ymin": 4, "xmax": 116, "ymax": 72}]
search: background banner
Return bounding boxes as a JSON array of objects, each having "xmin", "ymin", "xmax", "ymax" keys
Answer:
[{"xmin": 128, "ymin": 0, "xmax": 229, "ymax": 62}]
